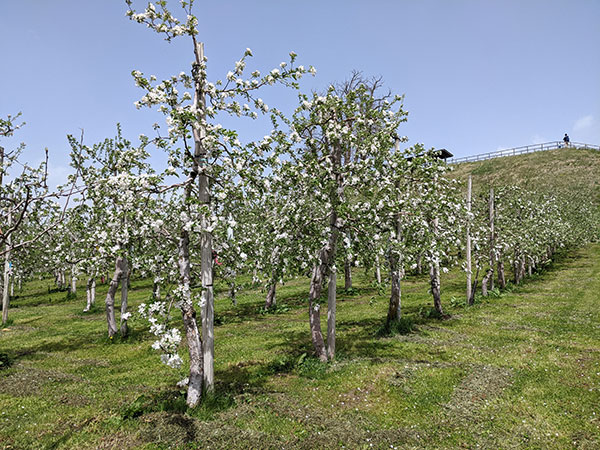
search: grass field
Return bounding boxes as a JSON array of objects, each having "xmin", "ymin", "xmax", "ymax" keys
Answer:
[
  {"xmin": 1, "ymin": 244, "xmax": 599, "ymax": 449},
  {"xmin": 450, "ymin": 147, "xmax": 600, "ymax": 200}
]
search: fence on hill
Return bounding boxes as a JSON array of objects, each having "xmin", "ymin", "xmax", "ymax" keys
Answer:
[{"xmin": 447, "ymin": 141, "xmax": 600, "ymax": 164}]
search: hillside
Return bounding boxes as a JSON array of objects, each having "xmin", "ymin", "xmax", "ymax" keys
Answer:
[{"xmin": 449, "ymin": 147, "xmax": 600, "ymax": 201}]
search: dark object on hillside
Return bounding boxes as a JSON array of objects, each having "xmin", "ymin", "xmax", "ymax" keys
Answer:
[
  {"xmin": 563, "ymin": 133, "xmax": 570, "ymax": 146},
  {"xmin": 406, "ymin": 148, "xmax": 453, "ymax": 162}
]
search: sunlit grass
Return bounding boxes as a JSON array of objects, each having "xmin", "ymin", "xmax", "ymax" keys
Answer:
[{"xmin": 0, "ymin": 244, "xmax": 599, "ymax": 448}]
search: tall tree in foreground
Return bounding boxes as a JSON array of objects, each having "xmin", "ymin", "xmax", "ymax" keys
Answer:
[{"xmin": 125, "ymin": 0, "xmax": 313, "ymax": 406}]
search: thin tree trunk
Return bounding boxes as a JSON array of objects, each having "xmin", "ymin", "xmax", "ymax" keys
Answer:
[
  {"xmin": 105, "ymin": 256, "xmax": 125, "ymax": 338},
  {"xmin": 120, "ymin": 255, "xmax": 129, "ymax": 337},
  {"xmin": 429, "ymin": 217, "xmax": 444, "ymax": 317},
  {"xmin": 229, "ymin": 281, "xmax": 237, "ymax": 306},
  {"xmin": 481, "ymin": 268, "xmax": 492, "ymax": 296},
  {"xmin": 497, "ymin": 259, "xmax": 506, "ymax": 289},
  {"xmin": 375, "ymin": 255, "xmax": 382, "ymax": 284},
  {"xmin": 387, "ymin": 209, "xmax": 404, "ymax": 325},
  {"xmin": 1, "ymin": 214, "xmax": 12, "ymax": 325},
  {"xmin": 265, "ymin": 283, "xmax": 276, "ymax": 309},
  {"xmin": 84, "ymin": 276, "xmax": 95, "ymax": 312},
  {"xmin": 326, "ymin": 268, "xmax": 336, "ymax": 360},
  {"xmin": 387, "ymin": 255, "xmax": 403, "ymax": 324},
  {"xmin": 178, "ymin": 229, "xmax": 203, "ymax": 407},
  {"xmin": 344, "ymin": 257, "xmax": 352, "ymax": 290},
  {"xmin": 527, "ymin": 256, "xmax": 534, "ymax": 276},
  {"xmin": 469, "ymin": 266, "xmax": 480, "ymax": 305},
  {"xmin": 430, "ymin": 259, "xmax": 443, "ymax": 316},
  {"xmin": 416, "ymin": 254, "xmax": 423, "ymax": 275},
  {"xmin": 152, "ymin": 281, "xmax": 160, "ymax": 299},
  {"xmin": 308, "ymin": 262, "xmax": 328, "ymax": 362},
  {"xmin": 519, "ymin": 256, "xmax": 526, "ymax": 282},
  {"xmin": 308, "ymin": 139, "xmax": 342, "ymax": 362},
  {"xmin": 71, "ymin": 265, "xmax": 77, "ymax": 294}
]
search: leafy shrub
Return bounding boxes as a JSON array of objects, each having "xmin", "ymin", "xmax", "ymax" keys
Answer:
[
  {"xmin": 378, "ymin": 316, "xmax": 415, "ymax": 336},
  {"xmin": 296, "ymin": 353, "xmax": 328, "ymax": 379},
  {"xmin": 259, "ymin": 303, "xmax": 290, "ymax": 315},
  {"xmin": 419, "ymin": 306, "xmax": 444, "ymax": 320},
  {"xmin": 0, "ymin": 352, "xmax": 12, "ymax": 370},
  {"xmin": 450, "ymin": 296, "xmax": 466, "ymax": 308}
]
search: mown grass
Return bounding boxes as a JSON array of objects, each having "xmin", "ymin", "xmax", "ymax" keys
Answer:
[
  {"xmin": 450, "ymin": 147, "xmax": 600, "ymax": 199},
  {"xmin": 1, "ymin": 245, "xmax": 600, "ymax": 449}
]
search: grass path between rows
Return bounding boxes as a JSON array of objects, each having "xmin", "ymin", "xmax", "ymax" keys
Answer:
[{"xmin": 1, "ymin": 244, "xmax": 599, "ymax": 449}]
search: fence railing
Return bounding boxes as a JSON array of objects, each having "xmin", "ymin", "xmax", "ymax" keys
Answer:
[{"xmin": 447, "ymin": 141, "xmax": 600, "ymax": 164}]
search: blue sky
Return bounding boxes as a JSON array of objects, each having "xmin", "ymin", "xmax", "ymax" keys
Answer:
[{"xmin": 1, "ymin": 0, "xmax": 599, "ymax": 187}]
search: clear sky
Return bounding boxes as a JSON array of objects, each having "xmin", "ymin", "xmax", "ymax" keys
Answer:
[{"xmin": 1, "ymin": 0, "xmax": 599, "ymax": 187}]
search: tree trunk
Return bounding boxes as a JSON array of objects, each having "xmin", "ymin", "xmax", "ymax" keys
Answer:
[
  {"xmin": 105, "ymin": 256, "xmax": 125, "ymax": 338},
  {"xmin": 309, "ymin": 259, "xmax": 329, "ymax": 362},
  {"xmin": 430, "ymin": 259, "xmax": 443, "ymax": 316},
  {"xmin": 469, "ymin": 266, "xmax": 480, "ymax": 305},
  {"xmin": 497, "ymin": 259, "xmax": 506, "ymax": 289},
  {"xmin": 229, "ymin": 281, "xmax": 237, "ymax": 306},
  {"xmin": 70, "ymin": 265, "xmax": 77, "ymax": 294},
  {"xmin": 519, "ymin": 256, "xmax": 526, "ymax": 282},
  {"xmin": 120, "ymin": 255, "xmax": 129, "ymax": 337},
  {"xmin": 375, "ymin": 255, "xmax": 382, "ymax": 284},
  {"xmin": 429, "ymin": 217, "xmax": 444, "ymax": 316},
  {"xmin": 308, "ymin": 139, "xmax": 343, "ymax": 361},
  {"xmin": 84, "ymin": 276, "xmax": 95, "ymax": 312},
  {"xmin": 344, "ymin": 257, "xmax": 352, "ymax": 290},
  {"xmin": 265, "ymin": 283, "xmax": 276, "ymax": 309},
  {"xmin": 152, "ymin": 281, "xmax": 160, "ymax": 299},
  {"xmin": 513, "ymin": 258, "xmax": 520, "ymax": 284},
  {"xmin": 178, "ymin": 229, "xmax": 203, "ymax": 407},
  {"xmin": 387, "ymin": 256, "xmax": 403, "ymax": 325},
  {"xmin": 416, "ymin": 254, "xmax": 423, "ymax": 275},
  {"xmin": 527, "ymin": 256, "xmax": 534, "ymax": 276},
  {"xmin": 481, "ymin": 269, "xmax": 492, "ymax": 296},
  {"xmin": 1, "ymin": 213, "xmax": 12, "ymax": 325},
  {"xmin": 326, "ymin": 268, "xmax": 336, "ymax": 360}
]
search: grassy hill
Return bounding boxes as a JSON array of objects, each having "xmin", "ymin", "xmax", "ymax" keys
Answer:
[{"xmin": 449, "ymin": 147, "xmax": 600, "ymax": 201}]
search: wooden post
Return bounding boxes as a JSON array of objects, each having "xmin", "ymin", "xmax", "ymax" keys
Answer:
[
  {"xmin": 489, "ymin": 188, "xmax": 495, "ymax": 291},
  {"xmin": 196, "ymin": 41, "xmax": 215, "ymax": 393},
  {"xmin": 466, "ymin": 175, "xmax": 473, "ymax": 305}
]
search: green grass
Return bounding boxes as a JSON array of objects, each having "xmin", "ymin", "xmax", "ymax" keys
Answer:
[
  {"xmin": 450, "ymin": 147, "xmax": 600, "ymax": 200},
  {"xmin": 1, "ymin": 245, "xmax": 600, "ymax": 449}
]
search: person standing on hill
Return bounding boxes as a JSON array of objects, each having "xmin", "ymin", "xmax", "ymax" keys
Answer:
[{"xmin": 563, "ymin": 133, "xmax": 570, "ymax": 147}]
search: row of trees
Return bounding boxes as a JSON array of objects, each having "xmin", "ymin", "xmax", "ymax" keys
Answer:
[{"xmin": 1, "ymin": 0, "xmax": 598, "ymax": 408}]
